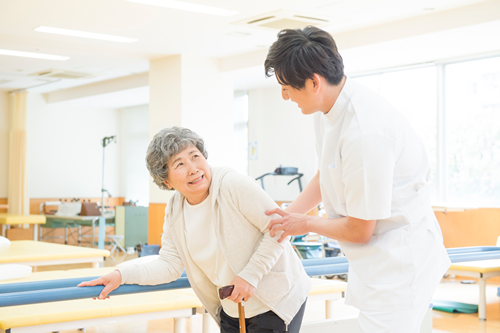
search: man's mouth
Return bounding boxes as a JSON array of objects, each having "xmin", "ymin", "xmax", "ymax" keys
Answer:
[{"xmin": 188, "ymin": 175, "xmax": 204, "ymax": 184}]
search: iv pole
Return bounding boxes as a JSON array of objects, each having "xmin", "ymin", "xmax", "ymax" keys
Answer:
[{"xmin": 101, "ymin": 136, "xmax": 116, "ymax": 215}]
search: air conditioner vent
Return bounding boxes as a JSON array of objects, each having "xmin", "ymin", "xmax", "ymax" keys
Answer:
[
  {"xmin": 29, "ymin": 69, "xmax": 95, "ymax": 80},
  {"xmin": 293, "ymin": 15, "xmax": 329, "ymax": 22},
  {"xmin": 233, "ymin": 10, "xmax": 335, "ymax": 31},
  {"xmin": 248, "ymin": 16, "xmax": 275, "ymax": 24}
]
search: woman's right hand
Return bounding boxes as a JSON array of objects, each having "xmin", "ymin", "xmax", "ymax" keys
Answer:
[{"xmin": 77, "ymin": 270, "xmax": 122, "ymax": 300}]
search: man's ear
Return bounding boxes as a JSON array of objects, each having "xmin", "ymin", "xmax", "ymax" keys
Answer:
[{"xmin": 311, "ymin": 73, "xmax": 322, "ymax": 92}]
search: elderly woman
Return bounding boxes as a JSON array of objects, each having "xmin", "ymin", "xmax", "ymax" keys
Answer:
[{"xmin": 79, "ymin": 127, "xmax": 311, "ymax": 333}]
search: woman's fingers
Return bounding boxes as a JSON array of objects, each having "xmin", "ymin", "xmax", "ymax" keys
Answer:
[
  {"xmin": 98, "ymin": 283, "xmax": 117, "ymax": 300},
  {"xmin": 77, "ymin": 278, "xmax": 103, "ymax": 287}
]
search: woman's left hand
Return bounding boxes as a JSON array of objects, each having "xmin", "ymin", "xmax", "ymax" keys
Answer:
[
  {"xmin": 266, "ymin": 208, "xmax": 312, "ymax": 243},
  {"xmin": 228, "ymin": 276, "xmax": 256, "ymax": 303}
]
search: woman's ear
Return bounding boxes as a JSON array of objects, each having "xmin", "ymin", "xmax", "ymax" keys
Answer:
[{"xmin": 164, "ymin": 180, "xmax": 173, "ymax": 190}]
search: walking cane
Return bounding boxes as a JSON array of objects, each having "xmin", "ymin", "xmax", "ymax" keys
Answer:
[{"xmin": 219, "ymin": 285, "xmax": 246, "ymax": 333}]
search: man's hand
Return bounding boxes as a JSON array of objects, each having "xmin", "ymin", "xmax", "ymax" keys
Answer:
[
  {"xmin": 228, "ymin": 276, "xmax": 256, "ymax": 303},
  {"xmin": 266, "ymin": 208, "xmax": 312, "ymax": 243},
  {"xmin": 77, "ymin": 270, "xmax": 122, "ymax": 300}
]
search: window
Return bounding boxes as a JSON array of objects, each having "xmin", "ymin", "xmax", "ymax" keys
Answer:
[
  {"xmin": 354, "ymin": 67, "xmax": 438, "ymax": 200},
  {"xmin": 353, "ymin": 55, "xmax": 500, "ymax": 205},
  {"xmin": 445, "ymin": 57, "xmax": 500, "ymax": 203}
]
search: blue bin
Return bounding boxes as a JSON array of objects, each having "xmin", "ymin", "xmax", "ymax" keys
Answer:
[{"xmin": 292, "ymin": 242, "xmax": 323, "ymax": 259}]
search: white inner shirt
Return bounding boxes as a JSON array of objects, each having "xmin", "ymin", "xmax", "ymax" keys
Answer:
[{"xmin": 183, "ymin": 194, "xmax": 269, "ymax": 318}]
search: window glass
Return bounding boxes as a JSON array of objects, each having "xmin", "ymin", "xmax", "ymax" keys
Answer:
[
  {"xmin": 445, "ymin": 56, "xmax": 500, "ymax": 203},
  {"xmin": 353, "ymin": 67, "xmax": 438, "ymax": 199}
]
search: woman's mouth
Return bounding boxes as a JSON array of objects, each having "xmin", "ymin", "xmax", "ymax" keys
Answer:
[{"xmin": 188, "ymin": 175, "xmax": 204, "ymax": 185}]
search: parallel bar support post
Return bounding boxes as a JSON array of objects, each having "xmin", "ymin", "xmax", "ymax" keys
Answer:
[
  {"xmin": 202, "ymin": 312, "xmax": 212, "ymax": 333},
  {"xmin": 479, "ymin": 275, "xmax": 486, "ymax": 321},
  {"xmin": 325, "ymin": 299, "xmax": 334, "ymax": 319},
  {"xmin": 174, "ymin": 317, "xmax": 186, "ymax": 333}
]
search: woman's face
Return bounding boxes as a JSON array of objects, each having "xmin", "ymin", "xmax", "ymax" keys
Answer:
[{"xmin": 164, "ymin": 145, "xmax": 212, "ymax": 205}]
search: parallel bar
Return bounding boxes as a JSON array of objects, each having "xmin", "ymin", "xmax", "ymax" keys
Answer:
[
  {"xmin": 0, "ymin": 278, "xmax": 190, "ymax": 307},
  {"xmin": 2, "ymin": 246, "xmax": 500, "ymax": 308},
  {"xmin": 0, "ymin": 272, "xmax": 188, "ymax": 294}
]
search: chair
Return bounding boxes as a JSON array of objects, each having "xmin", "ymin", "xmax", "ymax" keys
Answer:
[{"xmin": 107, "ymin": 235, "xmax": 126, "ymax": 258}]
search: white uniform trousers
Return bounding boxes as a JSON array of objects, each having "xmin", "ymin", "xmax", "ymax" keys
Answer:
[{"xmin": 357, "ymin": 299, "xmax": 431, "ymax": 333}]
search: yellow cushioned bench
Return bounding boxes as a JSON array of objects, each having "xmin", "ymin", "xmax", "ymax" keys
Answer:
[
  {"xmin": 0, "ymin": 214, "xmax": 46, "ymax": 241},
  {"xmin": 0, "ymin": 240, "xmax": 110, "ymax": 270},
  {"xmin": 448, "ymin": 259, "xmax": 500, "ymax": 321},
  {"xmin": 0, "ymin": 268, "xmax": 347, "ymax": 333}
]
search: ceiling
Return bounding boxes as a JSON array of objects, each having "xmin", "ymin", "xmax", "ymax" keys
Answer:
[{"xmin": 0, "ymin": 0, "xmax": 498, "ymax": 102}]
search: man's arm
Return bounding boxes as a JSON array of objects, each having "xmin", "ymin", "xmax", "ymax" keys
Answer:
[
  {"xmin": 267, "ymin": 209, "xmax": 376, "ymax": 244},
  {"xmin": 283, "ymin": 170, "xmax": 322, "ymax": 214}
]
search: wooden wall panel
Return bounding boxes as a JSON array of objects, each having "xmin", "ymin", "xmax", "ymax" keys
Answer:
[
  {"xmin": 148, "ymin": 203, "xmax": 167, "ymax": 245},
  {"xmin": 0, "ymin": 198, "xmax": 7, "ymax": 213},
  {"xmin": 435, "ymin": 208, "xmax": 500, "ymax": 248}
]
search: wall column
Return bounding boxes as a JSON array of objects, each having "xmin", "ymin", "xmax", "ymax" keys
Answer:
[{"xmin": 148, "ymin": 55, "xmax": 233, "ymax": 244}]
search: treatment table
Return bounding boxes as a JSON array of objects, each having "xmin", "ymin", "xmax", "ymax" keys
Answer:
[
  {"xmin": 0, "ymin": 240, "xmax": 110, "ymax": 269},
  {"xmin": 42, "ymin": 214, "xmax": 114, "ymax": 249},
  {"xmin": 447, "ymin": 259, "xmax": 500, "ymax": 320},
  {"xmin": 0, "ymin": 214, "xmax": 46, "ymax": 241}
]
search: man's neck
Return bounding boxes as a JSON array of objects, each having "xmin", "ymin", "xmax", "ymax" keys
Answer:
[{"xmin": 321, "ymin": 76, "xmax": 346, "ymax": 114}]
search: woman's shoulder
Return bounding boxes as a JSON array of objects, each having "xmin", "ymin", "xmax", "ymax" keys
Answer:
[{"xmin": 213, "ymin": 167, "xmax": 258, "ymax": 191}]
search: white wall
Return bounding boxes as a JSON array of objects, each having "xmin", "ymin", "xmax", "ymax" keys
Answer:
[
  {"xmin": 0, "ymin": 92, "xmax": 8, "ymax": 198},
  {"xmin": 248, "ymin": 87, "xmax": 317, "ymax": 202},
  {"xmin": 119, "ymin": 104, "xmax": 149, "ymax": 206},
  {"xmin": 27, "ymin": 93, "xmax": 120, "ymax": 199},
  {"xmin": 181, "ymin": 56, "xmax": 234, "ymax": 168}
]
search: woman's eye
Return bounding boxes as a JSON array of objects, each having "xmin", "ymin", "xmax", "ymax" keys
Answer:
[
  {"xmin": 193, "ymin": 154, "xmax": 199, "ymax": 159},
  {"xmin": 176, "ymin": 163, "xmax": 183, "ymax": 168}
]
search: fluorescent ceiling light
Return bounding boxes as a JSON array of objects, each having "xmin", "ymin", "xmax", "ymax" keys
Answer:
[
  {"xmin": 0, "ymin": 48, "xmax": 69, "ymax": 61},
  {"xmin": 34, "ymin": 26, "xmax": 138, "ymax": 43},
  {"xmin": 126, "ymin": 0, "xmax": 238, "ymax": 16}
]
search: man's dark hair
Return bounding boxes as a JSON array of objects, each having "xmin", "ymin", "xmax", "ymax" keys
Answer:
[{"xmin": 264, "ymin": 26, "xmax": 344, "ymax": 90}]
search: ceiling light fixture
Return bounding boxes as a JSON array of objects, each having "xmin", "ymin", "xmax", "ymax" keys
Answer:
[
  {"xmin": 0, "ymin": 48, "xmax": 69, "ymax": 61},
  {"xmin": 34, "ymin": 26, "xmax": 138, "ymax": 43},
  {"xmin": 126, "ymin": 0, "xmax": 238, "ymax": 16}
]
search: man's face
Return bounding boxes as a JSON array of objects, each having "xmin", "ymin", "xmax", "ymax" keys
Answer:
[{"xmin": 280, "ymin": 79, "xmax": 319, "ymax": 115}]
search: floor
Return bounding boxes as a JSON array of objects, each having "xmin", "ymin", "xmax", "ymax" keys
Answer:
[{"xmin": 36, "ymin": 253, "xmax": 500, "ymax": 333}]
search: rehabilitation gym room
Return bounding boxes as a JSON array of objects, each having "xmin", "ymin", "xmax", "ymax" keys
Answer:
[{"xmin": 1, "ymin": 0, "xmax": 500, "ymax": 332}]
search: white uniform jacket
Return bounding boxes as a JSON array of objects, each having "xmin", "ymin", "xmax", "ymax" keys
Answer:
[{"xmin": 314, "ymin": 77, "xmax": 451, "ymax": 311}]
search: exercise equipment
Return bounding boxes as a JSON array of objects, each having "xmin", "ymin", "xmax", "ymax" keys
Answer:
[{"xmin": 255, "ymin": 166, "xmax": 304, "ymax": 192}]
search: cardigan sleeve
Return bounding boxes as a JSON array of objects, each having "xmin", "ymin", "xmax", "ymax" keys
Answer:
[{"xmin": 223, "ymin": 172, "xmax": 289, "ymax": 288}]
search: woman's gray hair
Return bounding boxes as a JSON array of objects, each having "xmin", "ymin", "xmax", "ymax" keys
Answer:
[{"xmin": 146, "ymin": 127, "xmax": 208, "ymax": 191}]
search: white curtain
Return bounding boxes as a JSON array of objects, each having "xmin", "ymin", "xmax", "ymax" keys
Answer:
[{"xmin": 8, "ymin": 91, "xmax": 29, "ymax": 215}]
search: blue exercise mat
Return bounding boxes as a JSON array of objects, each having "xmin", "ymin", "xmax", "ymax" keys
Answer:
[{"xmin": 432, "ymin": 299, "xmax": 478, "ymax": 313}]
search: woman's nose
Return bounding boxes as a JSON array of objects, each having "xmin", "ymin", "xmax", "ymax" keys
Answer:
[{"xmin": 187, "ymin": 161, "xmax": 198, "ymax": 174}]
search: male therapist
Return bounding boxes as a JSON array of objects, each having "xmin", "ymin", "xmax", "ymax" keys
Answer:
[{"xmin": 264, "ymin": 26, "xmax": 451, "ymax": 332}]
